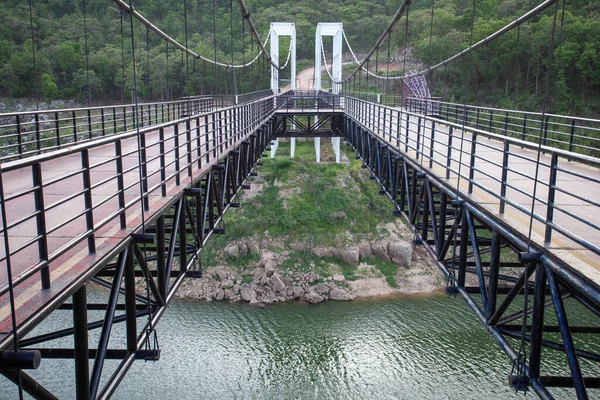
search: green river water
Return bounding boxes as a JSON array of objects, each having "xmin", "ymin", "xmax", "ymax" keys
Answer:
[{"xmin": 1, "ymin": 292, "xmax": 586, "ymax": 399}]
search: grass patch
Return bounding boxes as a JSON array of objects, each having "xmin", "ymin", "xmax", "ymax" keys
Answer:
[{"xmin": 376, "ymin": 262, "xmax": 400, "ymax": 288}]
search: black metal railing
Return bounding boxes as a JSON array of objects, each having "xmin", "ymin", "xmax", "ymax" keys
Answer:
[
  {"xmin": 0, "ymin": 96, "xmax": 275, "ymax": 300},
  {"xmin": 0, "ymin": 98, "xmax": 213, "ymax": 162},
  {"xmin": 275, "ymin": 90, "xmax": 343, "ymax": 112},
  {"xmin": 347, "ymin": 96, "xmax": 600, "ymax": 260},
  {"xmin": 406, "ymin": 98, "xmax": 600, "ymax": 158}
]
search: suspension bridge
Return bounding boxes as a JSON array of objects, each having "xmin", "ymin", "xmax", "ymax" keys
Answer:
[{"xmin": 1, "ymin": 0, "xmax": 599, "ymax": 399}]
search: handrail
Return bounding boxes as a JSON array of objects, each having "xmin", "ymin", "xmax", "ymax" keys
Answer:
[
  {"xmin": 405, "ymin": 97, "xmax": 600, "ymax": 158},
  {"xmin": 0, "ymin": 96, "xmax": 276, "ymax": 299},
  {"xmin": 346, "ymin": 96, "xmax": 600, "ymax": 262}
]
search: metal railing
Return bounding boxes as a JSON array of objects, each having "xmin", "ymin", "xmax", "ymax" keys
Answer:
[
  {"xmin": 0, "ymin": 98, "xmax": 213, "ymax": 162},
  {"xmin": 344, "ymin": 91, "xmax": 403, "ymax": 107},
  {"xmin": 0, "ymin": 96, "xmax": 275, "ymax": 300},
  {"xmin": 275, "ymin": 91, "xmax": 344, "ymax": 113},
  {"xmin": 347, "ymin": 96, "xmax": 600, "ymax": 260},
  {"xmin": 406, "ymin": 98, "xmax": 600, "ymax": 158}
]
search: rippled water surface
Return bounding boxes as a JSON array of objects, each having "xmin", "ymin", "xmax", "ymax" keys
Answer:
[
  {"xmin": 117, "ymin": 295, "xmax": 526, "ymax": 399},
  {"xmin": 3, "ymin": 293, "xmax": 585, "ymax": 399}
]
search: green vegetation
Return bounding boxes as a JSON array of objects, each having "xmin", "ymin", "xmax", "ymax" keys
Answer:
[
  {"xmin": 393, "ymin": 0, "xmax": 600, "ymax": 116},
  {"xmin": 216, "ymin": 140, "xmax": 394, "ymax": 245},
  {"xmin": 1, "ymin": 0, "xmax": 596, "ymax": 116}
]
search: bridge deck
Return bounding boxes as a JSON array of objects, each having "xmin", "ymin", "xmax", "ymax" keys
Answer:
[
  {"xmin": 362, "ymin": 106, "xmax": 600, "ymax": 288},
  {"xmin": 0, "ymin": 108, "xmax": 268, "ymax": 348}
]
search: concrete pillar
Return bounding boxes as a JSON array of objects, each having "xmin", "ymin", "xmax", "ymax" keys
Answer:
[
  {"xmin": 291, "ymin": 138, "xmax": 296, "ymax": 158},
  {"xmin": 270, "ymin": 138, "xmax": 279, "ymax": 158},
  {"xmin": 332, "ymin": 137, "xmax": 340, "ymax": 163},
  {"xmin": 314, "ymin": 137, "xmax": 321, "ymax": 164}
]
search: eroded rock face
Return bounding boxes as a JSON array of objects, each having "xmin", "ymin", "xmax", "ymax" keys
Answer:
[
  {"xmin": 358, "ymin": 242, "xmax": 373, "ymax": 259},
  {"xmin": 332, "ymin": 274, "xmax": 345, "ymax": 283},
  {"xmin": 371, "ymin": 241, "xmax": 391, "ymax": 262},
  {"xmin": 292, "ymin": 286, "xmax": 305, "ymax": 299},
  {"xmin": 315, "ymin": 283, "xmax": 331, "ymax": 297},
  {"xmin": 306, "ymin": 291, "xmax": 325, "ymax": 304},
  {"xmin": 341, "ymin": 247, "xmax": 359, "ymax": 265},
  {"xmin": 329, "ymin": 287, "xmax": 355, "ymax": 301},
  {"xmin": 271, "ymin": 273, "xmax": 286, "ymax": 292},
  {"xmin": 388, "ymin": 241, "xmax": 413, "ymax": 267},
  {"xmin": 223, "ymin": 243, "xmax": 239, "ymax": 259},
  {"xmin": 312, "ymin": 247, "xmax": 333, "ymax": 258},
  {"xmin": 240, "ymin": 287, "xmax": 255, "ymax": 302}
]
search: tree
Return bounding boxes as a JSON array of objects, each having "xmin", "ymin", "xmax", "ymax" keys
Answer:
[{"xmin": 40, "ymin": 73, "xmax": 58, "ymax": 103}]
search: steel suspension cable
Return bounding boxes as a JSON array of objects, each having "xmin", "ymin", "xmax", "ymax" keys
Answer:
[
  {"xmin": 28, "ymin": 0, "xmax": 39, "ymax": 111},
  {"xmin": 83, "ymin": 0, "xmax": 91, "ymax": 106}
]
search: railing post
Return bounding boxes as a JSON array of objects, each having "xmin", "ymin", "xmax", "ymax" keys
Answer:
[
  {"xmin": 544, "ymin": 153, "xmax": 559, "ymax": 243},
  {"xmin": 72, "ymin": 110, "xmax": 78, "ymax": 143},
  {"xmin": 521, "ymin": 114, "xmax": 528, "ymax": 145},
  {"xmin": 32, "ymin": 163, "xmax": 50, "ymax": 288},
  {"xmin": 416, "ymin": 116, "xmax": 422, "ymax": 160},
  {"xmin": 543, "ymin": 115, "xmax": 549, "ymax": 146},
  {"xmin": 503, "ymin": 111, "xmax": 509, "ymax": 137},
  {"xmin": 429, "ymin": 120, "xmax": 435, "ymax": 169},
  {"xmin": 87, "ymin": 109, "xmax": 92, "ymax": 139},
  {"xmin": 81, "ymin": 149, "xmax": 96, "ymax": 253},
  {"xmin": 404, "ymin": 113, "xmax": 410, "ymax": 153},
  {"xmin": 174, "ymin": 123, "xmax": 180, "ymax": 186},
  {"xmin": 468, "ymin": 133, "xmax": 477, "ymax": 194},
  {"xmin": 158, "ymin": 128, "xmax": 166, "ymax": 197},
  {"xmin": 112, "ymin": 107, "xmax": 117, "ymax": 134},
  {"xmin": 568, "ymin": 119, "xmax": 576, "ymax": 155},
  {"xmin": 16, "ymin": 115, "xmax": 23, "ymax": 157},
  {"xmin": 122, "ymin": 106, "xmax": 127, "ymax": 132},
  {"xmin": 33, "ymin": 113, "xmax": 41, "ymax": 153},
  {"xmin": 476, "ymin": 108, "xmax": 480, "ymax": 129},
  {"xmin": 55, "ymin": 112, "xmax": 60, "ymax": 147},
  {"xmin": 499, "ymin": 141, "xmax": 509, "ymax": 214},
  {"xmin": 446, "ymin": 126, "xmax": 453, "ymax": 180},
  {"xmin": 100, "ymin": 109, "xmax": 105, "ymax": 137},
  {"xmin": 115, "ymin": 140, "xmax": 127, "ymax": 229}
]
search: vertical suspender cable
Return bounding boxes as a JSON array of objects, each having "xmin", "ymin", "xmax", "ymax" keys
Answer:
[
  {"xmin": 83, "ymin": 0, "xmax": 91, "ymax": 106},
  {"xmin": 28, "ymin": 0, "xmax": 39, "ymax": 111},
  {"xmin": 513, "ymin": 26, "xmax": 521, "ymax": 106},
  {"xmin": 166, "ymin": 42, "xmax": 170, "ymax": 100},
  {"xmin": 526, "ymin": 0, "xmax": 561, "ymax": 252},
  {"xmin": 147, "ymin": 27, "xmax": 151, "ymax": 99},
  {"xmin": 212, "ymin": 0, "xmax": 218, "ymax": 94},
  {"xmin": 120, "ymin": 8, "xmax": 126, "ymax": 104}
]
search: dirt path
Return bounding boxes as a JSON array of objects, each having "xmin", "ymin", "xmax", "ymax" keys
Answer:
[{"xmin": 282, "ymin": 66, "xmax": 315, "ymax": 92}]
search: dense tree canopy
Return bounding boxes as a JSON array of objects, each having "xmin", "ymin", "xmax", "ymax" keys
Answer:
[{"xmin": 0, "ymin": 0, "xmax": 597, "ymax": 115}]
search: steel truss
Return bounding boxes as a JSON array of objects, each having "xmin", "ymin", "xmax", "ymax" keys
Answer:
[
  {"xmin": 0, "ymin": 123, "xmax": 273, "ymax": 400},
  {"xmin": 343, "ymin": 115, "xmax": 600, "ymax": 400},
  {"xmin": 274, "ymin": 114, "xmax": 343, "ymax": 137}
]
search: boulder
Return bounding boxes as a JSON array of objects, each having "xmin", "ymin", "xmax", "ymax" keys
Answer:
[
  {"xmin": 292, "ymin": 286, "xmax": 305, "ymax": 299},
  {"xmin": 340, "ymin": 247, "xmax": 359, "ymax": 265},
  {"xmin": 332, "ymin": 274, "xmax": 346, "ymax": 283},
  {"xmin": 220, "ymin": 279, "xmax": 234, "ymax": 289},
  {"xmin": 247, "ymin": 241, "xmax": 261, "ymax": 255},
  {"xmin": 358, "ymin": 242, "xmax": 373, "ymax": 259},
  {"xmin": 264, "ymin": 259, "xmax": 278, "ymax": 277},
  {"xmin": 253, "ymin": 268, "xmax": 265, "ymax": 279},
  {"xmin": 213, "ymin": 267, "xmax": 229, "ymax": 281},
  {"xmin": 329, "ymin": 287, "xmax": 355, "ymax": 301},
  {"xmin": 289, "ymin": 242, "xmax": 308, "ymax": 251},
  {"xmin": 223, "ymin": 243, "xmax": 240, "ymax": 259},
  {"xmin": 306, "ymin": 291, "xmax": 325, "ymax": 304},
  {"xmin": 239, "ymin": 242, "xmax": 249, "ymax": 257},
  {"xmin": 315, "ymin": 283, "xmax": 331, "ymax": 297},
  {"xmin": 271, "ymin": 273, "xmax": 286, "ymax": 292},
  {"xmin": 312, "ymin": 247, "xmax": 333, "ymax": 258},
  {"xmin": 224, "ymin": 289, "xmax": 236, "ymax": 300},
  {"xmin": 233, "ymin": 284, "xmax": 241, "ymax": 294},
  {"xmin": 372, "ymin": 241, "xmax": 391, "ymax": 262},
  {"xmin": 240, "ymin": 287, "xmax": 255, "ymax": 302},
  {"xmin": 388, "ymin": 241, "xmax": 413, "ymax": 268},
  {"xmin": 215, "ymin": 290, "xmax": 225, "ymax": 301}
]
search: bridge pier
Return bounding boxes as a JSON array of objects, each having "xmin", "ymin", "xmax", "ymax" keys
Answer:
[
  {"xmin": 290, "ymin": 138, "xmax": 296, "ymax": 158},
  {"xmin": 314, "ymin": 138, "xmax": 321, "ymax": 163},
  {"xmin": 270, "ymin": 138, "xmax": 279, "ymax": 158}
]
